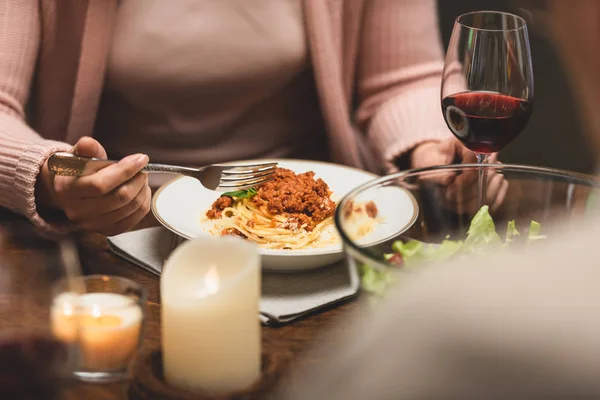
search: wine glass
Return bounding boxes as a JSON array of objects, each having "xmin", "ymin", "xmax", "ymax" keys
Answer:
[
  {"xmin": 0, "ymin": 224, "xmax": 83, "ymax": 400},
  {"xmin": 442, "ymin": 11, "xmax": 534, "ymax": 203}
]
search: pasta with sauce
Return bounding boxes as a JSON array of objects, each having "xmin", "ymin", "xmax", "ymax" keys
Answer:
[{"xmin": 205, "ymin": 168, "xmax": 378, "ymax": 250}]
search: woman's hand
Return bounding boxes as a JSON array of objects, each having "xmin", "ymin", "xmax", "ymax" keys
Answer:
[
  {"xmin": 410, "ymin": 138, "xmax": 496, "ymax": 169},
  {"xmin": 37, "ymin": 137, "xmax": 151, "ymax": 236},
  {"xmin": 410, "ymin": 138, "xmax": 508, "ymax": 213}
]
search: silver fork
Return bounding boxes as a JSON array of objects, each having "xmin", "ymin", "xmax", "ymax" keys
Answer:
[{"xmin": 47, "ymin": 152, "xmax": 277, "ymax": 191}]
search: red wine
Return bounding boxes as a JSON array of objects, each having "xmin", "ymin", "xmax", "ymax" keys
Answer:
[
  {"xmin": 442, "ymin": 91, "xmax": 532, "ymax": 153},
  {"xmin": 0, "ymin": 335, "xmax": 69, "ymax": 400}
]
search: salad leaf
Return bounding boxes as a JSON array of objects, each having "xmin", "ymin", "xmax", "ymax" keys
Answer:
[
  {"xmin": 432, "ymin": 239, "xmax": 464, "ymax": 261},
  {"xmin": 585, "ymin": 189, "xmax": 600, "ymax": 215},
  {"xmin": 221, "ymin": 187, "xmax": 258, "ymax": 199},
  {"xmin": 362, "ymin": 206, "xmax": 548, "ymax": 297},
  {"xmin": 392, "ymin": 240, "xmax": 423, "ymax": 259},
  {"xmin": 462, "ymin": 205, "xmax": 501, "ymax": 252},
  {"xmin": 527, "ymin": 221, "xmax": 547, "ymax": 243},
  {"xmin": 392, "ymin": 239, "xmax": 463, "ymax": 266},
  {"xmin": 386, "ymin": 206, "xmax": 546, "ymax": 268},
  {"xmin": 363, "ymin": 240, "xmax": 462, "ymax": 295},
  {"xmin": 360, "ymin": 264, "xmax": 395, "ymax": 297},
  {"xmin": 529, "ymin": 221, "xmax": 541, "ymax": 236},
  {"xmin": 506, "ymin": 220, "xmax": 519, "ymax": 243}
]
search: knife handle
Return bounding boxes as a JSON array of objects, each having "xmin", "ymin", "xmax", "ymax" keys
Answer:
[{"xmin": 47, "ymin": 152, "xmax": 116, "ymax": 177}]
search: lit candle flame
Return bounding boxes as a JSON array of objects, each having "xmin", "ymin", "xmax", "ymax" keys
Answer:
[
  {"xmin": 63, "ymin": 302, "xmax": 74, "ymax": 317},
  {"xmin": 205, "ymin": 266, "xmax": 220, "ymax": 295},
  {"xmin": 91, "ymin": 304, "xmax": 102, "ymax": 319}
]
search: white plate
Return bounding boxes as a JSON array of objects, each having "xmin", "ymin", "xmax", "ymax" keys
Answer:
[{"xmin": 152, "ymin": 159, "xmax": 418, "ymax": 271}]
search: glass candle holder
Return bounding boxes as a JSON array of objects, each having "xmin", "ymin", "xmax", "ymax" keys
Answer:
[{"xmin": 51, "ymin": 275, "xmax": 146, "ymax": 383}]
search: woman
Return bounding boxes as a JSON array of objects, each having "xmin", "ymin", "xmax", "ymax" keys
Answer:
[{"xmin": 0, "ymin": 0, "xmax": 471, "ymax": 235}]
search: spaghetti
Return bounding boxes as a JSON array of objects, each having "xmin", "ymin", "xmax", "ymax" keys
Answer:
[
  {"xmin": 205, "ymin": 168, "xmax": 338, "ymax": 250},
  {"xmin": 205, "ymin": 168, "xmax": 381, "ymax": 249}
]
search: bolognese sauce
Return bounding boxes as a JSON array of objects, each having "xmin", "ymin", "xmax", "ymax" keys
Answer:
[
  {"xmin": 251, "ymin": 168, "xmax": 335, "ymax": 231},
  {"xmin": 207, "ymin": 168, "xmax": 335, "ymax": 230},
  {"xmin": 204, "ymin": 167, "xmax": 379, "ymax": 249},
  {"xmin": 206, "ymin": 195, "xmax": 233, "ymax": 219}
]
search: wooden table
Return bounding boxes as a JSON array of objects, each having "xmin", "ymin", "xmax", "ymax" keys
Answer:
[{"xmin": 0, "ymin": 209, "xmax": 358, "ymax": 400}]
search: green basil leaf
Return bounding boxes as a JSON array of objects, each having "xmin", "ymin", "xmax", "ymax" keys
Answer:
[{"xmin": 221, "ymin": 188, "xmax": 258, "ymax": 199}]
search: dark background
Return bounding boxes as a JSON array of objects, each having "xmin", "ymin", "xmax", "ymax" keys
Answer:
[{"xmin": 437, "ymin": 0, "xmax": 595, "ymax": 173}]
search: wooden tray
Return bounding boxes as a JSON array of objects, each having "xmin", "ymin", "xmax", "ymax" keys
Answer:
[{"xmin": 129, "ymin": 349, "xmax": 290, "ymax": 400}]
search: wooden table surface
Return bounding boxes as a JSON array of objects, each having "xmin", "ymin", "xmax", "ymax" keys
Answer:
[{"xmin": 0, "ymin": 209, "xmax": 358, "ymax": 400}]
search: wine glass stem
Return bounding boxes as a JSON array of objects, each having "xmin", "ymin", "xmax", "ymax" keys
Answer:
[{"xmin": 477, "ymin": 153, "xmax": 491, "ymax": 207}]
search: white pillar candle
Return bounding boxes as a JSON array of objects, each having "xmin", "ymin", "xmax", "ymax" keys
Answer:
[{"xmin": 161, "ymin": 236, "xmax": 261, "ymax": 395}]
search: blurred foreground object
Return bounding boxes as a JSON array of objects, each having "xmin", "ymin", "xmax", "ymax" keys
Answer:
[
  {"xmin": 0, "ymin": 224, "xmax": 83, "ymax": 399},
  {"xmin": 284, "ymin": 217, "xmax": 600, "ymax": 399}
]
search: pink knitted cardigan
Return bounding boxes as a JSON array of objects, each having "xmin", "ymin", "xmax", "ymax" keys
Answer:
[{"xmin": 0, "ymin": 0, "xmax": 451, "ymax": 231}]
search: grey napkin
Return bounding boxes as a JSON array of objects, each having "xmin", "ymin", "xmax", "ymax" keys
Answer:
[{"xmin": 107, "ymin": 227, "xmax": 359, "ymax": 325}]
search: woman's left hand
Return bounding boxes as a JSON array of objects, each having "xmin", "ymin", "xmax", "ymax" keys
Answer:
[
  {"xmin": 410, "ymin": 138, "xmax": 494, "ymax": 169},
  {"xmin": 410, "ymin": 138, "xmax": 507, "ymax": 213}
]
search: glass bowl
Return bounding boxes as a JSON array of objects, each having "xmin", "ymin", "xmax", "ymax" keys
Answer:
[{"xmin": 335, "ymin": 164, "xmax": 600, "ymax": 294}]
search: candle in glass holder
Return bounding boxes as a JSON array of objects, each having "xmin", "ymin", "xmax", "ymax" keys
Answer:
[
  {"xmin": 161, "ymin": 236, "xmax": 260, "ymax": 395},
  {"xmin": 52, "ymin": 292, "xmax": 143, "ymax": 370}
]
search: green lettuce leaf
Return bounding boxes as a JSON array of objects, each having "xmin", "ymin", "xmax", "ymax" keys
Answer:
[
  {"xmin": 527, "ymin": 221, "xmax": 547, "ymax": 243},
  {"xmin": 376, "ymin": 206, "xmax": 548, "ymax": 297},
  {"xmin": 463, "ymin": 205, "xmax": 501, "ymax": 252},
  {"xmin": 360, "ymin": 264, "xmax": 395, "ymax": 296},
  {"xmin": 505, "ymin": 220, "xmax": 519, "ymax": 243},
  {"xmin": 392, "ymin": 240, "xmax": 423, "ymax": 259},
  {"xmin": 433, "ymin": 240, "xmax": 464, "ymax": 261},
  {"xmin": 389, "ymin": 239, "xmax": 463, "ymax": 266},
  {"xmin": 585, "ymin": 189, "xmax": 600, "ymax": 215}
]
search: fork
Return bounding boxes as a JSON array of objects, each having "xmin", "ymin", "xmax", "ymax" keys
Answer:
[{"xmin": 47, "ymin": 152, "xmax": 277, "ymax": 191}]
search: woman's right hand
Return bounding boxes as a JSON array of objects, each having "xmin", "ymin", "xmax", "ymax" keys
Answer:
[{"xmin": 38, "ymin": 137, "xmax": 151, "ymax": 236}]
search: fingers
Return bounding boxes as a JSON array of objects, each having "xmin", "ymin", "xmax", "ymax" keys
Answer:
[
  {"xmin": 412, "ymin": 139, "xmax": 458, "ymax": 186},
  {"xmin": 443, "ymin": 170, "xmax": 509, "ymax": 214},
  {"xmin": 455, "ymin": 142, "xmax": 477, "ymax": 163},
  {"xmin": 442, "ymin": 166, "xmax": 497, "ymax": 203},
  {"xmin": 80, "ymin": 185, "xmax": 151, "ymax": 235},
  {"xmin": 102, "ymin": 185, "xmax": 152, "ymax": 236},
  {"xmin": 444, "ymin": 166, "xmax": 488, "ymax": 203},
  {"xmin": 411, "ymin": 141, "xmax": 450, "ymax": 170},
  {"xmin": 411, "ymin": 139, "xmax": 507, "ymax": 216},
  {"xmin": 490, "ymin": 175, "xmax": 510, "ymax": 213},
  {"xmin": 459, "ymin": 172, "xmax": 507, "ymax": 214},
  {"xmin": 49, "ymin": 141, "xmax": 152, "ymax": 236},
  {"xmin": 73, "ymin": 136, "xmax": 108, "ymax": 160},
  {"xmin": 68, "ymin": 153, "xmax": 148, "ymax": 197},
  {"xmin": 75, "ymin": 173, "xmax": 149, "ymax": 217},
  {"xmin": 436, "ymin": 139, "xmax": 456, "ymax": 165},
  {"xmin": 452, "ymin": 141, "xmax": 501, "ymax": 165},
  {"xmin": 60, "ymin": 172, "xmax": 149, "ymax": 224}
]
